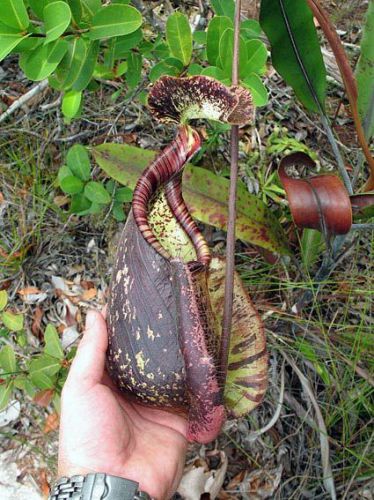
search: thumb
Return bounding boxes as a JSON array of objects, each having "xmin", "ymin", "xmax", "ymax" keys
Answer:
[{"xmin": 65, "ymin": 310, "xmax": 108, "ymax": 393}]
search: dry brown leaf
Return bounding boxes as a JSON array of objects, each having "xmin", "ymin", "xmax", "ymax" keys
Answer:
[
  {"xmin": 31, "ymin": 306, "xmax": 44, "ymax": 338},
  {"xmin": 177, "ymin": 452, "xmax": 228, "ymax": 500},
  {"xmin": 18, "ymin": 287, "xmax": 42, "ymax": 296},
  {"xmin": 81, "ymin": 288, "xmax": 97, "ymax": 301},
  {"xmin": 33, "ymin": 389, "xmax": 54, "ymax": 407},
  {"xmin": 38, "ymin": 468, "xmax": 51, "ymax": 498},
  {"xmin": 43, "ymin": 412, "xmax": 59, "ymax": 434}
]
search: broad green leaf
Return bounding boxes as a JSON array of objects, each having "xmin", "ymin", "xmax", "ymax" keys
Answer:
[
  {"xmin": 93, "ymin": 144, "xmax": 289, "ymax": 254},
  {"xmin": 0, "ymin": 290, "xmax": 8, "ymax": 312},
  {"xmin": 112, "ymin": 203, "xmax": 125, "ymax": 222},
  {"xmin": 113, "ymin": 28, "xmax": 142, "ymax": 59},
  {"xmin": 206, "ymin": 16, "xmax": 233, "ymax": 66},
  {"xmin": 20, "ymin": 38, "xmax": 68, "ymax": 81},
  {"xmin": 28, "ymin": 0, "xmax": 54, "ymax": 20},
  {"xmin": 149, "ymin": 57, "xmax": 183, "ymax": 83},
  {"xmin": 60, "ymin": 172, "xmax": 84, "ymax": 194},
  {"xmin": 0, "ymin": 23, "xmax": 29, "ymax": 61},
  {"xmin": 0, "ymin": 0, "xmax": 29, "ymax": 31},
  {"xmin": 29, "ymin": 354, "xmax": 61, "ymax": 377},
  {"xmin": 88, "ymin": 5, "xmax": 142, "ymax": 41},
  {"xmin": 301, "ymin": 228, "xmax": 324, "ymax": 270},
  {"xmin": 126, "ymin": 51, "xmax": 142, "ymax": 89},
  {"xmin": 201, "ymin": 65, "xmax": 228, "ymax": 83},
  {"xmin": 259, "ymin": 0, "xmax": 326, "ymax": 113},
  {"xmin": 211, "ymin": 0, "xmax": 235, "ymax": 19},
  {"xmin": 240, "ymin": 19, "xmax": 261, "ymax": 40},
  {"xmin": 218, "ymin": 28, "xmax": 247, "ymax": 80},
  {"xmin": 188, "ymin": 63, "xmax": 204, "ymax": 76},
  {"xmin": 1, "ymin": 311, "xmax": 24, "ymax": 331},
  {"xmin": 114, "ymin": 186, "xmax": 132, "ymax": 203},
  {"xmin": 84, "ymin": 181, "xmax": 111, "ymax": 204},
  {"xmin": 81, "ymin": 0, "xmax": 101, "ymax": 22},
  {"xmin": 245, "ymin": 39, "xmax": 268, "ymax": 74},
  {"xmin": 243, "ymin": 73, "xmax": 268, "ymax": 107},
  {"xmin": 62, "ymin": 89, "xmax": 82, "ymax": 118},
  {"xmin": 0, "ymin": 382, "xmax": 13, "ymax": 411},
  {"xmin": 44, "ymin": 1, "xmax": 72, "ymax": 44},
  {"xmin": 87, "ymin": 202, "xmax": 105, "ymax": 214},
  {"xmin": 70, "ymin": 194, "xmax": 92, "ymax": 214},
  {"xmin": 44, "ymin": 324, "xmax": 64, "ymax": 360},
  {"xmin": 356, "ymin": 0, "xmax": 374, "ymax": 139},
  {"xmin": 193, "ymin": 30, "xmax": 206, "ymax": 45},
  {"xmin": 51, "ymin": 37, "xmax": 88, "ymax": 90},
  {"xmin": 0, "ymin": 345, "xmax": 17, "ymax": 373},
  {"xmin": 72, "ymin": 40, "xmax": 99, "ymax": 91},
  {"xmin": 66, "ymin": 0, "xmax": 82, "ymax": 25},
  {"xmin": 67, "ymin": 144, "xmax": 91, "ymax": 181},
  {"xmin": 166, "ymin": 12, "xmax": 192, "ymax": 66}
]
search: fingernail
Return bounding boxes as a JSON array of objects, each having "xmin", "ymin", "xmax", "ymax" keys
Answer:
[{"xmin": 86, "ymin": 310, "xmax": 97, "ymax": 330}]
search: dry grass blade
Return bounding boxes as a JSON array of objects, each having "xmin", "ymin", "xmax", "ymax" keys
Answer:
[{"xmin": 281, "ymin": 351, "xmax": 337, "ymax": 500}]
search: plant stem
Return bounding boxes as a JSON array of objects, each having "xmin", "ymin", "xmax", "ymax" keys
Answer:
[{"xmin": 219, "ymin": 0, "xmax": 242, "ymax": 386}]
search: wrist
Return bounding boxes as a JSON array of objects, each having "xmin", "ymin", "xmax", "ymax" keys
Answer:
[{"xmin": 49, "ymin": 473, "xmax": 152, "ymax": 500}]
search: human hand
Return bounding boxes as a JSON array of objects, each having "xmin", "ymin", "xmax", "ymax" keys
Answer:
[{"xmin": 58, "ymin": 310, "xmax": 188, "ymax": 499}]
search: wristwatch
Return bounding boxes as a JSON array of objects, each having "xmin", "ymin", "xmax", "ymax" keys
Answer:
[{"xmin": 49, "ymin": 473, "xmax": 152, "ymax": 499}]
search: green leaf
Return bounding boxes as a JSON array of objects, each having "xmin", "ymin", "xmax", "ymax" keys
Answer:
[
  {"xmin": 51, "ymin": 37, "xmax": 88, "ymax": 90},
  {"xmin": 218, "ymin": 28, "xmax": 247, "ymax": 79},
  {"xmin": 0, "ymin": 0, "xmax": 29, "ymax": 31},
  {"xmin": 88, "ymin": 4, "xmax": 142, "ymax": 41},
  {"xmin": 112, "ymin": 202, "xmax": 125, "ymax": 221},
  {"xmin": 240, "ymin": 19, "xmax": 261, "ymax": 40},
  {"xmin": 166, "ymin": 12, "xmax": 192, "ymax": 66},
  {"xmin": 44, "ymin": 324, "xmax": 64, "ymax": 360},
  {"xmin": 113, "ymin": 28, "xmax": 143, "ymax": 59},
  {"xmin": 1, "ymin": 311, "xmax": 24, "ymax": 331},
  {"xmin": 20, "ymin": 38, "xmax": 68, "ymax": 81},
  {"xmin": 62, "ymin": 89, "xmax": 82, "ymax": 118},
  {"xmin": 84, "ymin": 181, "xmax": 111, "ymax": 204},
  {"xmin": 206, "ymin": 16, "xmax": 233, "ymax": 66},
  {"xmin": 70, "ymin": 194, "xmax": 92, "ymax": 214},
  {"xmin": 44, "ymin": 1, "xmax": 72, "ymax": 44},
  {"xmin": 193, "ymin": 30, "xmax": 206, "ymax": 45},
  {"xmin": 66, "ymin": 0, "xmax": 82, "ymax": 25},
  {"xmin": 201, "ymin": 65, "xmax": 228, "ymax": 83},
  {"xmin": 243, "ymin": 73, "xmax": 268, "ymax": 107},
  {"xmin": 0, "ymin": 382, "xmax": 13, "ymax": 411},
  {"xmin": 0, "ymin": 290, "xmax": 8, "ymax": 312},
  {"xmin": 0, "ymin": 23, "xmax": 29, "ymax": 61},
  {"xmin": 59, "ymin": 170, "xmax": 84, "ymax": 194},
  {"xmin": 72, "ymin": 40, "xmax": 99, "ymax": 91},
  {"xmin": 29, "ymin": 354, "xmax": 61, "ymax": 377},
  {"xmin": 28, "ymin": 0, "xmax": 53, "ymax": 20},
  {"xmin": 211, "ymin": 0, "xmax": 235, "ymax": 19},
  {"xmin": 259, "ymin": 0, "xmax": 327, "ymax": 113},
  {"xmin": 244, "ymin": 39, "xmax": 268, "ymax": 74},
  {"xmin": 81, "ymin": 0, "xmax": 101, "ymax": 22},
  {"xmin": 93, "ymin": 143, "xmax": 290, "ymax": 254},
  {"xmin": 0, "ymin": 345, "xmax": 17, "ymax": 373},
  {"xmin": 149, "ymin": 57, "xmax": 183, "ymax": 82},
  {"xmin": 301, "ymin": 228, "xmax": 324, "ymax": 270},
  {"xmin": 114, "ymin": 186, "xmax": 133, "ymax": 203},
  {"xmin": 126, "ymin": 51, "xmax": 142, "ymax": 89},
  {"xmin": 67, "ymin": 144, "xmax": 91, "ymax": 181},
  {"xmin": 356, "ymin": 0, "xmax": 374, "ymax": 139}
]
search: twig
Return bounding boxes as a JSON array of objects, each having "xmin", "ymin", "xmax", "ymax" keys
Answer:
[
  {"xmin": 282, "ymin": 352, "xmax": 337, "ymax": 500},
  {"xmin": 0, "ymin": 80, "xmax": 49, "ymax": 124},
  {"xmin": 219, "ymin": 0, "xmax": 242, "ymax": 385}
]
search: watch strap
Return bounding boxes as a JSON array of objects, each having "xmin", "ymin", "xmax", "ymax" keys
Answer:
[{"xmin": 49, "ymin": 473, "xmax": 151, "ymax": 500}]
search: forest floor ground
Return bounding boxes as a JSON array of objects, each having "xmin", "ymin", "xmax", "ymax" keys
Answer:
[{"xmin": 0, "ymin": 1, "xmax": 372, "ymax": 499}]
